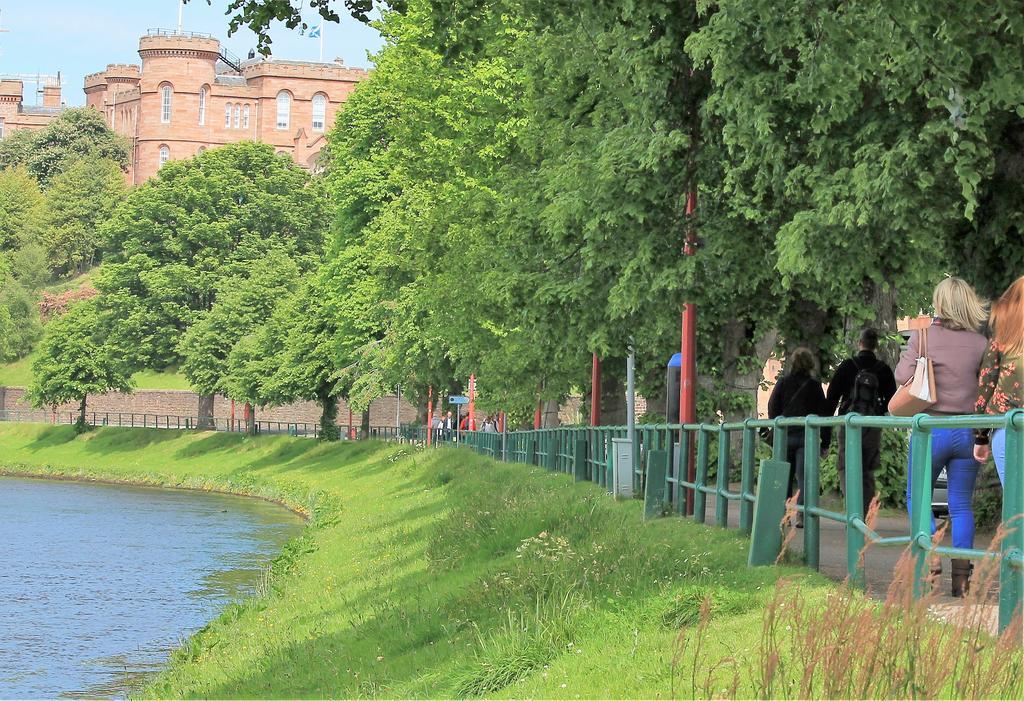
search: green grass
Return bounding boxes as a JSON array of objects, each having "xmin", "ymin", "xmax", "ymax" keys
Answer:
[
  {"xmin": 0, "ymin": 354, "xmax": 190, "ymax": 390},
  {"xmin": 0, "ymin": 353, "xmax": 34, "ymax": 387},
  {"xmin": 0, "ymin": 423, "xmax": 827, "ymax": 698}
]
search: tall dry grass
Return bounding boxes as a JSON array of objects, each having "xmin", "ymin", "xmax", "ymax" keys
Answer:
[{"xmin": 673, "ymin": 499, "xmax": 1023, "ymax": 699}]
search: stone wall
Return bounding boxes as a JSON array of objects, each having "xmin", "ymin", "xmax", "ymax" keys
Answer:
[{"xmin": 0, "ymin": 386, "xmax": 418, "ymax": 428}]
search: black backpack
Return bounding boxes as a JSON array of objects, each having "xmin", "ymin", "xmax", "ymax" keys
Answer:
[{"xmin": 848, "ymin": 359, "xmax": 883, "ymax": 415}]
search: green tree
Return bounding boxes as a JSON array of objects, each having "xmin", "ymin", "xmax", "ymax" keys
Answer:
[
  {"xmin": 97, "ymin": 142, "xmax": 327, "ymax": 426},
  {"xmin": 43, "ymin": 157, "xmax": 127, "ymax": 276},
  {"xmin": 228, "ymin": 274, "xmax": 344, "ymax": 440},
  {"xmin": 201, "ymin": 0, "xmax": 404, "ymax": 52},
  {"xmin": 179, "ymin": 251, "xmax": 300, "ymax": 403},
  {"xmin": 27, "ymin": 300, "xmax": 133, "ymax": 430},
  {"xmin": 0, "ymin": 108, "xmax": 129, "ymax": 187},
  {"xmin": 0, "ymin": 167, "xmax": 45, "ymax": 252}
]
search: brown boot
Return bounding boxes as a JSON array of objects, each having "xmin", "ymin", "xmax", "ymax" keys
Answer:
[{"xmin": 951, "ymin": 559, "xmax": 973, "ymax": 598}]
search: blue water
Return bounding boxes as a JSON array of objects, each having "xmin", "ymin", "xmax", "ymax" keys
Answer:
[{"xmin": 0, "ymin": 477, "xmax": 303, "ymax": 699}]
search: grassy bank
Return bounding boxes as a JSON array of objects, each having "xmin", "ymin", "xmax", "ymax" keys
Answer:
[
  {"xmin": 0, "ymin": 423, "xmax": 817, "ymax": 698},
  {"xmin": 2, "ymin": 424, "xmax": 1016, "ymax": 699},
  {"xmin": 0, "ymin": 354, "xmax": 190, "ymax": 390}
]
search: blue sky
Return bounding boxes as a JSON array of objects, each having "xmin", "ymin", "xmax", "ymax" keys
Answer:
[{"xmin": 0, "ymin": 1, "xmax": 383, "ymax": 106}]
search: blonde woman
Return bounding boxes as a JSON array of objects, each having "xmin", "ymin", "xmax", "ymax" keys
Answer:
[
  {"xmin": 896, "ymin": 277, "xmax": 988, "ymax": 596},
  {"xmin": 974, "ymin": 276, "xmax": 1024, "ymax": 487}
]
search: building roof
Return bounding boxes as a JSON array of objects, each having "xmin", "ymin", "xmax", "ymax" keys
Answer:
[
  {"xmin": 214, "ymin": 75, "xmax": 248, "ymax": 87},
  {"xmin": 20, "ymin": 105, "xmax": 63, "ymax": 115}
]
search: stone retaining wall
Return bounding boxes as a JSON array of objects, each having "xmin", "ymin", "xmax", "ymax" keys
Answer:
[{"xmin": 0, "ymin": 386, "xmax": 418, "ymax": 428}]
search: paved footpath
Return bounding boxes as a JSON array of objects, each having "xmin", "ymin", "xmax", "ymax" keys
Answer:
[{"xmin": 702, "ymin": 497, "xmax": 1002, "ymax": 633}]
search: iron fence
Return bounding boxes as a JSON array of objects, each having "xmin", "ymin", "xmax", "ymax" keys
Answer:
[{"xmin": 416, "ymin": 412, "xmax": 1023, "ymax": 633}]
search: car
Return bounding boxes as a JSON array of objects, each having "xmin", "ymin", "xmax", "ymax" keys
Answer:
[{"xmin": 932, "ymin": 467, "xmax": 949, "ymax": 519}]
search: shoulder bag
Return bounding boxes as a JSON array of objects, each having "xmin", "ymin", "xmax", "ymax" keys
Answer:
[{"xmin": 888, "ymin": 327, "xmax": 937, "ymax": 416}]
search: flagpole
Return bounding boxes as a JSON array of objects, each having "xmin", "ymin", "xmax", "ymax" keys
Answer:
[
  {"xmin": 319, "ymin": 21, "xmax": 324, "ymax": 62},
  {"xmin": 177, "ymin": 0, "xmax": 184, "ymax": 33}
]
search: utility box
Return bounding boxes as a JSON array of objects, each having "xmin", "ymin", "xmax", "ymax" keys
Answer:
[
  {"xmin": 666, "ymin": 353, "xmax": 681, "ymax": 423},
  {"xmin": 611, "ymin": 437, "xmax": 634, "ymax": 499}
]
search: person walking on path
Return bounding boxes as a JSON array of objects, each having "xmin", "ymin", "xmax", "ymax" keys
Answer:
[
  {"xmin": 481, "ymin": 415, "xmax": 498, "ymax": 433},
  {"xmin": 826, "ymin": 328, "xmax": 897, "ymax": 509},
  {"xmin": 896, "ymin": 277, "xmax": 988, "ymax": 597},
  {"xmin": 974, "ymin": 275, "xmax": 1024, "ymax": 488},
  {"xmin": 768, "ymin": 347, "xmax": 832, "ymax": 527},
  {"xmin": 442, "ymin": 411, "xmax": 455, "ymax": 442}
]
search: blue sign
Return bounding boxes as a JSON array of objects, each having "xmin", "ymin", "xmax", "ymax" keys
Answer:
[{"xmin": 448, "ymin": 395, "xmax": 470, "ymax": 405}]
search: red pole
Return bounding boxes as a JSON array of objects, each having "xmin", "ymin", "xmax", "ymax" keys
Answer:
[
  {"xmin": 230, "ymin": 399, "xmax": 235, "ymax": 432},
  {"xmin": 498, "ymin": 411, "xmax": 506, "ymax": 433},
  {"xmin": 590, "ymin": 353, "xmax": 601, "ymax": 426},
  {"xmin": 468, "ymin": 374, "xmax": 476, "ymax": 430},
  {"xmin": 681, "ymin": 189, "xmax": 698, "ymax": 515},
  {"xmin": 426, "ymin": 386, "xmax": 433, "ymax": 446},
  {"xmin": 534, "ymin": 398, "xmax": 542, "ymax": 429}
]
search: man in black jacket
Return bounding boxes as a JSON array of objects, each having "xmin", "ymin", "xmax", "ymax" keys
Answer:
[{"xmin": 826, "ymin": 328, "xmax": 897, "ymax": 509}]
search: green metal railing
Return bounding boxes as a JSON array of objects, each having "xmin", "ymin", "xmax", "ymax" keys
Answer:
[{"xmin": 418, "ymin": 411, "xmax": 1024, "ymax": 632}]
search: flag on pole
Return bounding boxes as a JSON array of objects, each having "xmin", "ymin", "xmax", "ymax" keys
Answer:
[{"xmin": 307, "ymin": 24, "xmax": 322, "ymax": 39}]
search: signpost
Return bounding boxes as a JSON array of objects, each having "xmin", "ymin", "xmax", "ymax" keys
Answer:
[{"xmin": 449, "ymin": 395, "xmax": 469, "ymax": 442}]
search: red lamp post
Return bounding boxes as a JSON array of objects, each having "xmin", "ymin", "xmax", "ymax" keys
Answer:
[
  {"xmin": 680, "ymin": 189, "xmax": 698, "ymax": 515},
  {"xmin": 426, "ymin": 385, "xmax": 433, "ymax": 446}
]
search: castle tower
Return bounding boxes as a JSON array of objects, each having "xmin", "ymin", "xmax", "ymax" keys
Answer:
[{"xmin": 82, "ymin": 29, "xmax": 367, "ymax": 184}]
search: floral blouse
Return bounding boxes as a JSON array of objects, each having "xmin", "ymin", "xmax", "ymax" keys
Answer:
[{"xmin": 974, "ymin": 340, "xmax": 1024, "ymax": 444}]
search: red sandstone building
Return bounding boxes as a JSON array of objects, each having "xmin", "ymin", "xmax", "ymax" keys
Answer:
[
  {"xmin": 84, "ymin": 30, "xmax": 367, "ymax": 184},
  {"xmin": 0, "ymin": 76, "xmax": 64, "ymax": 138}
]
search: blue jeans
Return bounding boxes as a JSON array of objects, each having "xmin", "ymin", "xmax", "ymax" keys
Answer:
[
  {"xmin": 906, "ymin": 427, "xmax": 980, "ymax": 550},
  {"xmin": 992, "ymin": 428, "xmax": 1006, "ymax": 487}
]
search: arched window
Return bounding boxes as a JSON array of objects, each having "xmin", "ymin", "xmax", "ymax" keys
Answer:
[
  {"xmin": 276, "ymin": 91, "xmax": 291, "ymax": 130},
  {"xmin": 225, "ymin": 102, "xmax": 232, "ymax": 128},
  {"xmin": 159, "ymin": 145, "xmax": 170, "ymax": 167},
  {"xmin": 160, "ymin": 84, "xmax": 172, "ymax": 123},
  {"xmin": 243, "ymin": 104, "xmax": 250, "ymax": 129},
  {"xmin": 311, "ymin": 93, "xmax": 327, "ymax": 132},
  {"xmin": 198, "ymin": 86, "xmax": 208, "ymax": 125}
]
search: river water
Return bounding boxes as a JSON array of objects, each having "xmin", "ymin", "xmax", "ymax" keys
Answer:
[{"xmin": 0, "ymin": 476, "xmax": 303, "ymax": 699}]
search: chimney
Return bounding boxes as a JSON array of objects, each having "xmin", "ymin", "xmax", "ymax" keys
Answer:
[{"xmin": 43, "ymin": 84, "xmax": 61, "ymax": 108}]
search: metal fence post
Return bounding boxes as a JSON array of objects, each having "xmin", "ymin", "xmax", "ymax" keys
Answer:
[
  {"xmin": 716, "ymin": 426, "xmax": 729, "ymax": 527},
  {"xmin": 573, "ymin": 438, "xmax": 587, "ymax": 481},
  {"xmin": 740, "ymin": 421, "xmax": 756, "ymax": 535},
  {"xmin": 1000, "ymin": 409, "xmax": 1023, "ymax": 630},
  {"xmin": 644, "ymin": 449, "xmax": 669, "ymax": 520},
  {"xmin": 803, "ymin": 419, "xmax": 821, "ymax": 571},
  {"xmin": 908, "ymin": 416, "xmax": 933, "ymax": 598},
  {"xmin": 694, "ymin": 428, "xmax": 709, "ymax": 524},
  {"xmin": 845, "ymin": 416, "xmax": 867, "ymax": 589}
]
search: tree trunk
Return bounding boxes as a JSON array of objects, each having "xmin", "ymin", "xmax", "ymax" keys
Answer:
[
  {"xmin": 75, "ymin": 396, "xmax": 88, "ymax": 433},
  {"xmin": 245, "ymin": 402, "xmax": 256, "ymax": 436},
  {"xmin": 599, "ymin": 370, "xmax": 627, "ymax": 425},
  {"xmin": 720, "ymin": 322, "xmax": 780, "ymax": 459},
  {"xmin": 867, "ymin": 281, "xmax": 900, "ymax": 367},
  {"xmin": 319, "ymin": 391, "xmax": 340, "ymax": 441},
  {"xmin": 361, "ymin": 408, "xmax": 371, "ymax": 439},
  {"xmin": 197, "ymin": 393, "xmax": 215, "ymax": 430},
  {"xmin": 541, "ymin": 398, "xmax": 561, "ymax": 428}
]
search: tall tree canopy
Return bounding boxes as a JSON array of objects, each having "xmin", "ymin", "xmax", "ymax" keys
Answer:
[
  {"xmin": 0, "ymin": 109, "xmax": 129, "ymax": 187},
  {"xmin": 95, "ymin": 142, "xmax": 327, "ymax": 421},
  {"xmin": 27, "ymin": 299, "xmax": 133, "ymax": 430},
  {"xmin": 42, "ymin": 157, "xmax": 128, "ymax": 276}
]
